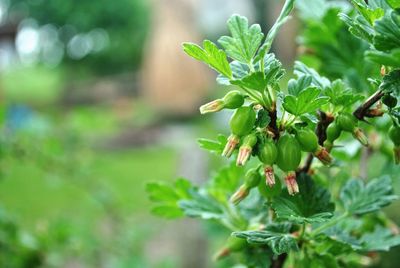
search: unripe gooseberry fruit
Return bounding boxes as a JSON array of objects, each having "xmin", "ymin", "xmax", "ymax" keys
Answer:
[
  {"xmin": 326, "ymin": 122, "xmax": 341, "ymax": 143},
  {"xmin": 223, "ymin": 90, "xmax": 245, "ymax": 109},
  {"xmin": 199, "ymin": 91, "xmax": 245, "ymax": 114},
  {"xmin": 276, "ymin": 134, "xmax": 301, "ymax": 172},
  {"xmin": 382, "ymin": 94, "xmax": 397, "ymax": 108},
  {"xmin": 257, "ymin": 139, "xmax": 278, "ymax": 186},
  {"xmin": 230, "ymin": 168, "xmax": 261, "ymax": 205},
  {"xmin": 324, "ymin": 122, "xmax": 342, "ymax": 151},
  {"xmin": 337, "ymin": 113, "xmax": 358, "ymax": 132},
  {"xmin": 229, "ymin": 106, "xmax": 256, "ymax": 136},
  {"xmin": 257, "ymin": 139, "xmax": 278, "ymax": 165},
  {"xmin": 295, "ymin": 128, "xmax": 319, "ymax": 152},
  {"xmin": 337, "ymin": 113, "xmax": 368, "ymax": 146},
  {"xmin": 295, "ymin": 128, "xmax": 333, "ymax": 165},
  {"xmin": 222, "ymin": 106, "xmax": 256, "ymax": 157},
  {"xmin": 237, "ymin": 133, "xmax": 258, "ymax": 166}
]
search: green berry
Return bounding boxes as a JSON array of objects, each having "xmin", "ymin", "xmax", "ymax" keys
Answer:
[
  {"xmin": 223, "ymin": 91, "xmax": 245, "ymax": 109},
  {"xmin": 237, "ymin": 133, "xmax": 258, "ymax": 166},
  {"xmin": 257, "ymin": 139, "xmax": 278, "ymax": 165},
  {"xmin": 326, "ymin": 122, "xmax": 341, "ymax": 142},
  {"xmin": 337, "ymin": 113, "xmax": 357, "ymax": 132},
  {"xmin": 230, "ymin": 168, "xmax": 261, "ymax": 205},
  {"xmin": 382, "ymin": 94, "xmax": 397, "ymax": 108},
  {"xmin": 229, "ymin": 107, "xmax": 256, "ymax": 137},
  {"xmin": 295, "ymin": 128, "xmax": 319, "ymax": 152},
  {"xmin": 244, "ymin": 168, "xmax": 262, "ymax": 189},
  {"xmin": 276, "ymin": 134, "xmax": 302, "ymax": 172}
]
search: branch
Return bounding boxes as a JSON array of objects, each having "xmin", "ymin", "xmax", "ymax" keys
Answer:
[
  {"xmin": 268, "ymin": 108, "xmax": 280, "ymax": 140},
  {"xmin": 316, "ymin": 110, "xmax": 334, "ymax": 145},
  {"xmin": 353, "ymin": 90, "xmax": 384, "ymax": 121},
  {"xmin": 271, "ymin": 253, "xmax": 288, "ymax": 268}
]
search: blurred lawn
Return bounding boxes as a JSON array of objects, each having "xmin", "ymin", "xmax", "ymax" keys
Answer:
[
  {"xmin": 0, "ymin": 146, "xmax": 178, "ymax": 229},
  {"xmin": 2, "ymin": 67, "xmax": 64, "ymax": 105}
]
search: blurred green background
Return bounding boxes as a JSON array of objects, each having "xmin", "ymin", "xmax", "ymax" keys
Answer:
[{"xmin": 0, "ymin": 0, "xmax": 399, "ymax": 267}]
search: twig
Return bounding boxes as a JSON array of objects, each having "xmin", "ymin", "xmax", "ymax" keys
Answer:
[
  {"xmin": 353, "ymin": 90, "xmax": 384, "ymax": 121},
  {"xmin": 271, "ymin": 253, "xmax": 288, "ymax": 268},
  {"xmin": 299, "ymin": 153, "xmax": 314, "ymax": 174},
  {"xmin": 316, "ymin": 110, "xmax": 334, "ymax": 146},
  {"xmin": 268, "ymin": 108, "xmax": 280, "ymax": 140}
]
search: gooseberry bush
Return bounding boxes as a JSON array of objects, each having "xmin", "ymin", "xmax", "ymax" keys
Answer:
[{"xmin": 147, "ymin": 0, "xmax": 400, "ymax": 267}]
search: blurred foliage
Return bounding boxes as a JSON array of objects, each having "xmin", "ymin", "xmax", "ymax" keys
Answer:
[
  {"xmin": 0, "ymin": 102, "xmax": 180, "ymax": 267},
  {"xmin": 8, "ymin": 0, "xmax": 150, "ymax": 75},
  {"xmin": 1, "ymin": 67, "xmax": 64, "ymax": 104},
  {"xmin": 296, "ymin": 0, "xmax": 380, "ymax": 92}
]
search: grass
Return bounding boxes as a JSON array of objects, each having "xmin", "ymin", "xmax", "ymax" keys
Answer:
[
  {"xmin": 1, "ymin": 66, "xmax": 64, "ymax": 105},
  {"xmin": 0, "ymin": 145, "xmax": 178, "ymax": 230}
]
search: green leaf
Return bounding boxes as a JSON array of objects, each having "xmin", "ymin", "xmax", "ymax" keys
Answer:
[
  {"xmin": 387, "ymin": 0, "xmax": 400, "ymax": 9},
  {"xmin": 271, "ymin": 174, "xmax": 335, "ymax": 224},
  {"xmin": 295, "ymin": 0, "xmax": 329, "ymax": 21},
  {"xmin": 373, "ymin": 10, "xmax": 400, "ymax": 52},
  {"xmin": 179, "ymin": 190, "xmax": 224, "ymax": 220},
  {"xmin": 325, "ymin": 79, "xmax": 364, "ymax": 107},
  {"xmin": 182, "ymin": 40, "xmax": 232, "ymax": 78},
  {"xmin": 232, "ymin": 53, "xmax": 284, "ymax": 88},
  {"xmin": 146, "ymin": 182, "xmax": 180, "ymax": 202},
  {"xmin": 207, "ymin": 162, "xmax": 244, "ymax": 203},
  {"xmin": 197, "ymin": 135, "xmax": 227, "ymax": 154},
  {"xmin": 233, "ymin": 223, "xmax": 299, "ymax": 255},
  {"xmin": 298, "ymin": 253, "xmax": 339, "ymax": 268},
  {"xmin": 256, "ymin": 109, "xmax": 271, "ymax": 128},
  {"xmin": 339, "ymin": 176, "xmax": 398, "ymax": 215},
  {"xmin": 380, "ymin": 70, "xmax": 400, "ymax": 95},
  {"xmin": 365, "ymin": 48, "xmax": 400, "ymax": 67},
  {"xmin": 242, "ymin": 247, "xmax": 273, "ymax": 268},
  {"xmin": 350, "ymin": 0, "xmax": 384, "ymax": 25},
  {"xmin": 151, "ymin": 205, "xmax": 184, "ymax": 219},
  {"xmin": 231, "ymin": 72, "xmax": 267, "ymax": 91},
  {"xmin": 217, "ymin": 61, "xmax": 250, "ymax": 85},
  {"xmin": 339, "ymin": 13, "xmax": 375, "ymax": 44},
  {"xmin": 294, "ymin": 61, "xmax": 331, "ymax": 89},
  {"xmin": 288, "ymin": 75, "xmax": 312, "ymax": 96},
  {"xmin": 146, "ymin": 178, "xmax": 193, "ymax": 219},
  {"xmin": 283, "ymin": 87, "xmax": 329, "ymax": 116},
  {"xmin": 218, "ymin": 14, "xmax": 264, "ymax": 63},
  {"xmin": 360, "ymin": 226, "xmax": 400, "ymax": 251},
  {"xmin": 314, "ymin": 234, "xmax": 358, "ymax": 256},
  {"xmin": 369, "ymin": 0, "xmax": 392, "ymax": 10},
  {"xmin": 261, "ymin": 53, "xmax": 285, "ymax": 83},
  {"xmin": 296, "ymin": 0, "xmax": 348, "ymax": 21},
  {"xmin": 314, "ymin": 219, "xmax": 364, "ymax": 254}
]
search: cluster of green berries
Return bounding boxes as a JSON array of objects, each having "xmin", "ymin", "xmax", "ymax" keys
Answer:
[
  {"xmin": 200, "ymin": 90, "xmax": 400, "ymax": 204},
  {"xmin": 200, "ymin": 91, "xmax": 334, "ymax": 199},
  {"xmin": 324, "ymin": 112, "xmax": 369, "ymax": 151}
]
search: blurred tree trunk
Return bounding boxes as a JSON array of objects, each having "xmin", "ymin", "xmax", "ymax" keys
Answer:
[{"xmin": 141, "ymin": 0, "xmax": 212, "ymax": 116}]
